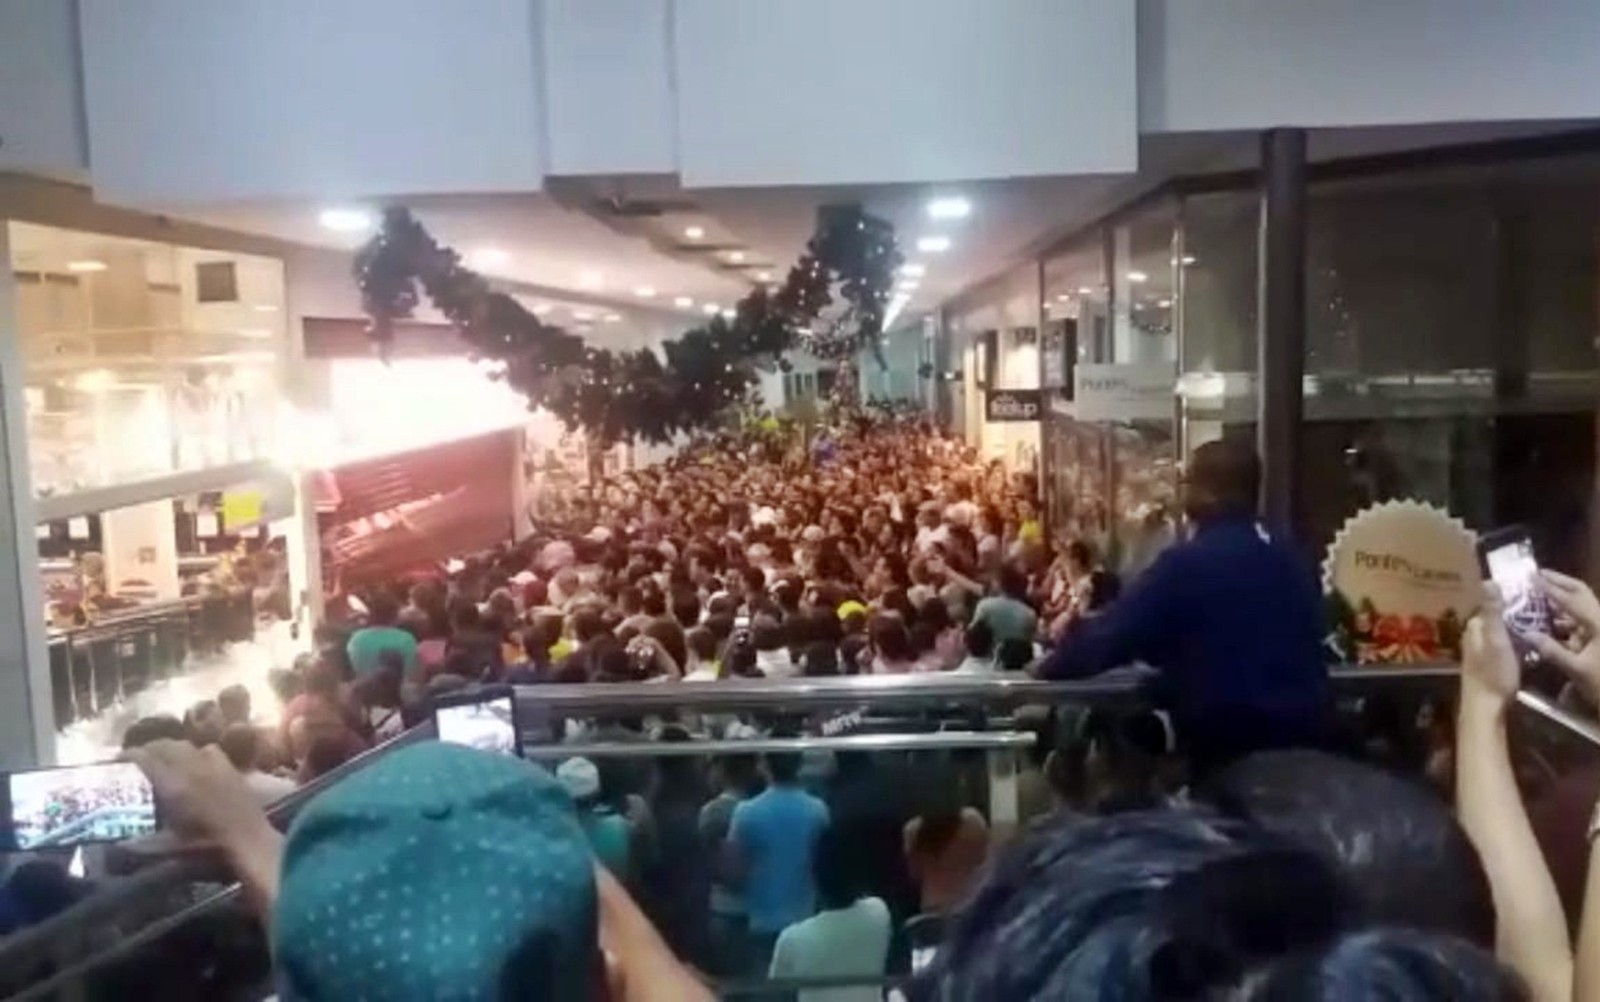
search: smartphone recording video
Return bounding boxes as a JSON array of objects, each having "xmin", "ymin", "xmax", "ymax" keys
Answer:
[
  {"xmin": 4, "ymin": 761, "xmax": 158, "ymax": 850},
  {"xmin": 1478, "ymin": 527, "xmax": 1552, "ymax": 663},
  {"xmin": 433, "ymin": 687, "xmax": 522, "ymax": 758}
]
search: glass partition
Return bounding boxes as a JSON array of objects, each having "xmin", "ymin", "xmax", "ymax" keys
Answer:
[{"xmin": 1105, "ymin": 202, "xmax": 1180, "ymax": 575}]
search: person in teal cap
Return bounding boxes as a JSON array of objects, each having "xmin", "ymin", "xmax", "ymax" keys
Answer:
[{"xmin": 130, "ymin": 739, "xmax": 711, "ymax": 1001}]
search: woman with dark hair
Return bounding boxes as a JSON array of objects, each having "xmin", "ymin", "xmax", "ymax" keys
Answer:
[
  {"xmin": 917, "ymin": 597, "xmax": 963, "ymax": 671},
  {"xmin": 912, "ymin": 809, "xmax": 1521, "ymax": 1002},
  {"xmin": 642, "ymin": 726, "xmax": 711, "ymax": 968},
  {"xmin": 839, "ymin": 634, "xmax": 871, "ymax": 675},
  {"xmin": 908, "ymin": 621, "xmax": 941, "ymax": 673},
  {"xmin": 868, "ymin": 617, "xmax": 917, "ymax": 674},
  {"xmin": 878, "ymin": 588, "xmax": 918, "ymax": 625},
  {"xmin": 643, "ymin": 617, "xmax": 689, "ymax": 675},
  {"xmin": 902, "ymin": 765, "xmax": 989, "ymax": 915},
  {"xmin": 769, "ymin": 824, "xmax": 891, "ymax": 1002},
  {"xmin": 443, "ymin": 596, "xmax": 502, "ymax": 678},
  {"xmin": 876, "ymin": 553, "xmax": 912, "ymax": 595},
  {"xmin": 801, "ymin": 641, "xmax": 841, "ymax": 677}
]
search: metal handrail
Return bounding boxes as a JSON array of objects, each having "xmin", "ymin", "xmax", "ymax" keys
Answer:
[
  {"xmin": 512, "ymin": 670, "xmax": 1148, "ymax": 713},
  {"xmin": 1517, "ymin": 688, "xmax": 1600, "ymax": 747},
  {"xmin": 509, "ymin": 663, "xmax": 1458, "ymax": 716},
  {"xmin": 527, "ymin": 730, "xmax": 1034, "ymax": 759},
  {"xmin": 0, "ymin": 724, "xmax": 433, "ymax": 987},
  {"xmin": 0, "ymin": 663, "xmax": 1465, "ymax": 998}
]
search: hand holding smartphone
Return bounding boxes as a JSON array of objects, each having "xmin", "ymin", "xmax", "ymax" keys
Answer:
[
  {"xmin": 1477, "ymin": 526, "xmax": 1554, "ymax": 666},
  {"xmin": 432, "ymin": 686, "xmax": 523, "ymax": 758},
  {"xmin": 2, "ymin": 761, "xmax": 159, "ymax": 851}
]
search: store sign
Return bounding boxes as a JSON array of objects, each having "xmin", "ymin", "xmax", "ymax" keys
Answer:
[
  {"xmin": 221, "ymin": 490, "xmax": 264, "ymax": 531},
  {"xmin": 1073, "ymin": 364, "xmax": 1174, "ymax": 422},
  {"xmin": 1322, "ymin": 500, "xmax": 1481, "ymax": 664},
  {"xmin": 985, "ymin": 389, "xmax": 1042, "ymax": 422}
]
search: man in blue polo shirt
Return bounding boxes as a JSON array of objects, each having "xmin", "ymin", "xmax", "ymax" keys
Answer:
[
  {"xmin": 1037, "ymin": 439, "xmax": 1330, "ymax": 774},
  {"xmin": 728, "ymin": 750, "xmax": 831, "ymax": 970}
]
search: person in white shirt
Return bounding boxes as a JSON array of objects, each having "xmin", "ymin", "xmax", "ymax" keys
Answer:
[
  {"xmin": 683, "ymin": 626, "xmax": 722, "ymax": 682},
  {"xmin": 753, "ymin": 618, "xmax": 799, "ymax": 678},
  {"xmin": 769, "ymin": 824, "xmax": 891, "ymax": 1002},
  {"xmin": 953, "ymin": 620, "xmax": 997, "ymax": 673},
  {"xmin": 219, "ymin": 724, "xmax": 297, "ymax": 808}
]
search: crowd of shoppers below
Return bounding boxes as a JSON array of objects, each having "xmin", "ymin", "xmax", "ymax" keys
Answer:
[{"xmin": 11, "ymin": 406, "xmax": 1600, "ymax": 1001}]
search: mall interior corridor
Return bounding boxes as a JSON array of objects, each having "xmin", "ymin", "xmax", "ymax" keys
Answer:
[{"xmin": 3, "ymin": 2, "xmax": 1600, "ymax": 999}]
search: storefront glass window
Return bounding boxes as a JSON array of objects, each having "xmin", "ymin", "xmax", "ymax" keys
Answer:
[
  {"xmin": 1177, "ymin": 191, "xmax": 1259, "ymax": 442},
  {"xmin": 1106, "ymin": 203, "xmax": 1179, "ymax": 577},
  {"xmin": 1042, "ymin": 240, "xmax": 1109, "ymax": 544},
  {"xmin": 1301, "ymin": 158, "xmax": 1600, "ymax": 567},
  {"xmin": 8, "ymin": 222, "xmax": 286, "ymax": 497},
  {"xmin": 949, "ymin": 264, "xmax": 1041, "ymax": 471}
]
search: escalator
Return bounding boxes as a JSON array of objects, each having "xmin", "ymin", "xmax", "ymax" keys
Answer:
[{"xmin": 1, "ymin": 667, "xmax": 1572, "ymax": 1001}]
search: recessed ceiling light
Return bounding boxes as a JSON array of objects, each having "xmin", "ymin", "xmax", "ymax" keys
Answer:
[
  {"xmin": 574, "ymin": 309, "xmax": 595, "ymax": 321},
  {"xmin": 755, "ymin": 271, "xmax": 772, "ymax": 282},
  {"xmin": 1055, "ymin": 293, "xmax": 1071, "ymax": 302},
  {"xmin": 721, "ymin": 308, "xmax": 736, "ymax": 319},
  {"xmin": 926, "ymin": 196, "xmax": 971, "ymax": 220},
  {"xmin": 634, "ymin": 286, "xmax": 656, "ymax": 298},
  {"xmin": 1158, "ymin": 298, "xmax": 1173, "ymax": 308},
  {"xmin": 674, "ymin": 296, "xmax": 694, "ymax": 308},
  {"xmin": 916, "ymin": 236, "xmax": 952, "ymax": 253},
  {"xmin": 702, "ymin": 303, "xmax": 720, "ymax": 315},
  {"xmin": 578, "ymin": 270, "xmax": 603, "ymax": 290},
  {"xmin": 1127, "ymin": 270, "xmax": 1149, "ymax": 283},
  {"xmin": 1181, "ymin": 255, "xmax": 1197, "ymax": 266},
  {"xmin": 1077, "ymin": 286, "xmax": 1094, "ymax": 295},
  {"xmin": 900, "ymin": 263, "xmax": 927, "ymax": 278},
  {"xmin": 726, "ymin": 250, "xmax": 746, "ymax": 263},
  {"xmin": 603, "ymin": 313, "xmax": 622, "ymax": 323},
  {"xmin": 684, "ymin": 226, "xmax": 705, "ymax": 240},
  {"xmin": 65, "ymin": 259, "xmax": 107, "ymax": 273},
  {"xmin": 318, "ymin": 208, "xmax": 373, "ymax": 233},
  {"xmin": 468, "ymin": 247, "xmax": 510, "ymax": 270}
]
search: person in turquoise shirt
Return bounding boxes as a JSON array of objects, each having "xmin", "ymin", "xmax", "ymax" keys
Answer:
[
  {"xmin": 730, "ymin": 751, "xmax": 831, "ymax": 964},
  {"xmin": 769, "ymin": 823, "xmax": 891, "ymax": 1002},
  {"xmin": 558, "ymin": 757, "xmax": 632, "ymax": 880},
  {"xmin": 345, "ymin": 593, "xmax": 420, "ymax": 679},
  {"xmin": 969, "ymin": 562, "xmax": 1040, "ymax": 647}
]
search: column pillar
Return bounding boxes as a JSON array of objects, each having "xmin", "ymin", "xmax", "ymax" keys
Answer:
[
  {"xmin": 0, "ymin": 222, "xmax": 56, "ymax": 767},
  {"xmin": 1256, "ymin": 128, "xmax": 1308, "ymax": 533}
]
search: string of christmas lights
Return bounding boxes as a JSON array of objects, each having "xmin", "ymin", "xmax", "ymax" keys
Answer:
[{"xmin": 354, "ymin": 204, "xmax": 900, "ymax": 444}]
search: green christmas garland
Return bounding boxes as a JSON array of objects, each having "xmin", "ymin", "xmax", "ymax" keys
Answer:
[{"xmin": 355, "ymin": 204, "xmax": 900, "ymax": 444}]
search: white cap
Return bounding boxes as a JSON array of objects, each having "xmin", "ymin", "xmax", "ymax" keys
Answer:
[{"xmin": 556, "ymin": 757, "xmax": 600, "ymax": 800}]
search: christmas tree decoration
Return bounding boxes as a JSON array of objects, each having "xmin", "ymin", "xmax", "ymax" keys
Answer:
[{"xmin": 355, "ymin": 204, "xmax": 900, "ymax": 444}]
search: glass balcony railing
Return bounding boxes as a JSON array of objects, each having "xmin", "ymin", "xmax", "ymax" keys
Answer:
[{"xmin": 0, "ymin": 666, "xmax": 1559, "ymax": 1001}]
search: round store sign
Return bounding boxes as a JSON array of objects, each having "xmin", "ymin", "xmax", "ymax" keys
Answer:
[{"xmin": 1322, "ymin": 500, "xmax": 1481, "ymax": 664}]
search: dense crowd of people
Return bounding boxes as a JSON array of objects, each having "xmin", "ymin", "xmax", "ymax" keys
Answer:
[
  {"xmin": 117, "ymin": 576, "xmax": 1600, "ymax": 1000},
  {"xmin": 13, "ymin": 405, "xmax": 1600, "ymax": 1000}
]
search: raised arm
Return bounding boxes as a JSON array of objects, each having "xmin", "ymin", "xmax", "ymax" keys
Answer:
[
  {"xmin": 1034, "ymin": 549, "xmax": 1179, "ymax": 680},
  {"xmin": 1457, "ymin": 586, "xmax": 1573, "ymax": 1002},
  {"xmin": 1527, "ymin": 569, "xmax": 1600, "ymax": 1002}
]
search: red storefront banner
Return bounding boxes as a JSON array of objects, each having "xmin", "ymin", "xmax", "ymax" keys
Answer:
[{"xmin": 313, "ymin": 428, "xmax": 518, "ymax": 589}]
